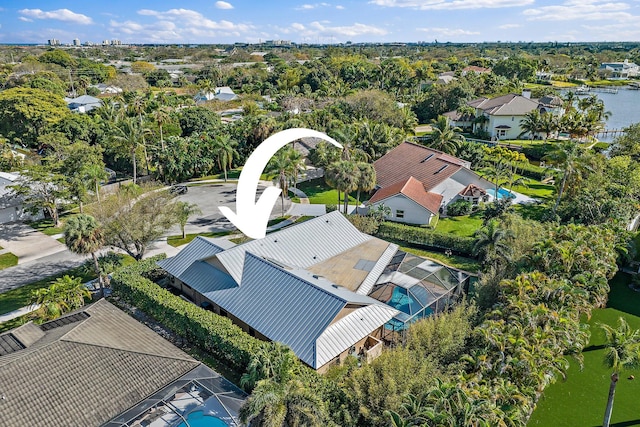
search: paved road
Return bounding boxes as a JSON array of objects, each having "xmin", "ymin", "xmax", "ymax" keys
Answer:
[{"xmin": 0, "ymin": 250, "xmax": 86, "ymax": 293}]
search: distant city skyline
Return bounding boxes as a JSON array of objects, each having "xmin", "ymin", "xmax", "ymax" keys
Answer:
[{"xmin": 1, "ymin": 1, "xmax": 639, "ymax": 45}]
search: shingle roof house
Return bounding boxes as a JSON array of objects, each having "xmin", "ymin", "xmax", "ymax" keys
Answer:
[
  {"xmin": 65, "ymin": 94, "xmax": 103, "ymax": 113},
  {"xmin": 370, "ymin": 142, "xmax": 493, "ymax": 222},
  {"xmin": 0, "ymin": 300, "xmax": 245, "ymax": 427},
  {"xmin": 158, "ymin": 211, "xmax": 400, "ymax": 371}
]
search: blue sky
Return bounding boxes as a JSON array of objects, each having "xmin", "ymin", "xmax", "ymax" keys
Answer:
[{"xmin": 1, "ymin": 1, "xmax": 639, "ymax": 44}]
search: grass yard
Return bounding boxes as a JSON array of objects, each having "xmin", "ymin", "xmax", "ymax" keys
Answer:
[
  {"xmin": 294, "ymin": 178, "xmax": 361, "ymax": 206},
  {"xmin": 27, "ymin": 218, "xmax": 64, "ymax": 236},
  {"xmin": 512, "ymin": 177, "xmax": 556, "ymax": 200},
  {"xmin": 0, "ymin": 253, "xmax": 18, "ymax": 270},
  {"xmin": 434, "ymin": 211, "xmax": 484, "ymax": 238},
  {"xmin": 528, "ymin": 273, "xmax": 640, "ymax": 427},
  {"xmin": 0, "ymin": 266, "xmax": 97, "ymax": 315},
  {"xmin": 399, "ymin": 244, "xmax": 480, "ymax": 273},
  {"xmin": 166, "ymin": 231, "xmax": 233, "ymax": 247}
]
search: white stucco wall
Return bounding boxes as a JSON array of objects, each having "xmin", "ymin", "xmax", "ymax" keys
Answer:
[
  {"xmin": 370, "ymin": 194, "xmax": 434, "ymax": 225},
  {"xmin": 488, "ymin": 115, "xmax": 526, "ymax": 139}
]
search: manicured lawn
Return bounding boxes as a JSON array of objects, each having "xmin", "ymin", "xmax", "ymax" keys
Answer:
[
  {"xmin": 166, "ymin": 231, "xmax": 233, "ymax": 247},
  {"xmin": 27, "ymin": 219, "xmax": 64, "ymax": 236},
  {"xmin": 512, "ymin": 176, "xmax": 555, "ymax": 200},
  {"xmin": 399, "ymin": 244, "xmax": 480, "ymax": 273},
  {"xmin": 528, "ymin": 273, "xmax": 640, "ymax": 427},
  {"xmin": 0, "ymin": 266, "xmax": 97, "ymax": 315},
  {"xmin": 514, "ymin": 202, "xmax": 550, "ymax": 222},
  {"xmin": 0, "ymin": 253, "xmax": 18, "ymax": 270},
  {"xmin": 434, "ymin": 211, "xmax": 484, "ymax": 238},
  {"xmin": 294, "ymin": 178, "xmax": 360, "ymax": 206}
]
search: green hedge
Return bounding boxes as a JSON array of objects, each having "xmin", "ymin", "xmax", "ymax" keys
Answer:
[
  {"xmin": 377, "ymin": 222, "xmax": 476, "ymax": 256},
  {"xmin": 518, "ymin": 162, "xmax": 547, "ymax": 180},
  {"xmin": 521, "ymin": 143, "xmax": 556, "ymax": 161},
  {"xmin": 111, "ymin": 256, "xmax": 266, "ymax": 372}
]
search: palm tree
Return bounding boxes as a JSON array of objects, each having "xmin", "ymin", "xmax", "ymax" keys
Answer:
[
  {"xmin": 240, "ymin": 342, "xmax": 298, "ymax": 391},
  {"xmin": 518, "ymin": 109, "xmax": 542, "ymax": 139},
  {"xmin": 325, "ymin": 160, "xmax": 360, "ymax": 213},
  {"xmin": 111, "ymin": 117, "xmax": 149, "ymax": 183},
  {"xmin": 85, "ymin": 163, "xmax": 108, "ymax": 204},
  {"xmin": 266, "ymin": 147, "xmax": 296, "ymax": 215},
  {"xmin": 539, "ymin": 112, "xmax": 559, "ymax": 141},
  {"xmin": 426, "ymin": 115, "xmax": 465, "ymax": 155},
  {"xmin": 174, "ymin": 201, "xmax": 202, "ymax": 239},
  {"xmin": 153, "ymin": 106, "xmax": 171, "ymax": 151},
  {"xmin": 64, "ymin": 214, "xmax": 105, "ymax": 296},
  {"xmin": 212, "ymin": 134, "xmax": 238, "ymax": 182},
  {"xmin": 599, "ymin": 317, "xmax": 640, "ymax": 427},
  {"xmin": 30, "ymin": 275, "xmax": 91, "ymax": 322},
  {"xmin": 473, "ymin": 220, "xmax": 513, "ymax": 267},
  {"xmin": 543, "ymin": 140, "xmax": 585, "ymax": 214},
  {"xmin": 355, "ymin": 162, "xmax": 376, "ymax": 212}
]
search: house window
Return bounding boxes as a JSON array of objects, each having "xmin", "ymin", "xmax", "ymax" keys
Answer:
[
  {"xmin": 396, "ymin": 210, "xmax": 404, "ymax": 219},
  {"xmin": 497, "ymin": 129, "xmax": 508, "ymax": 138}
]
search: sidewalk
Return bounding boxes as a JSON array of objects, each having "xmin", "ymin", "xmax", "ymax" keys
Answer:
[{"xmin": 0, "ymin": 304, "xmax": 39, "ymax": 323}]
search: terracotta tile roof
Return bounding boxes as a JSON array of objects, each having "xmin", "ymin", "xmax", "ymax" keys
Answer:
[
  {"xmin": 369, "ymin": 176, "xmax": 443, "ymax": 214},
  {"xmin": 0, "ymin": 300, "xmax": 200, "ymax": 427},
  {"xmin": 459, "ymin": 183, "xmax": 487, "ymax": 197},
  {"xmin": 373, "ymin": 142, "xmax": 465, "ymax": 191}
]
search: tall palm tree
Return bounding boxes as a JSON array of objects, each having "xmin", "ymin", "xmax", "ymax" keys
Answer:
[
  {"xmin": 212, "ymin": 134, "xmax": 238, "ymax": 182},
  {"xmin": 473, "ymin": 220, "xmax": 513, "ymax": 267},
  {"xmin": 111, "ymin": 117, "xmax": 149, "ymax": 183},
  {"xmin": 543, "ymin": 140, "xmax": 585, "ymax": 214},
  {"xmin": 153, "ymin": 106, "xmax": 171, "ymax": 151},
  {"xmin": 325, "ymin": 160, "xmax": 360, "ymax": 213},
  {"xmin": 85, "ymin": 163, "xmax": 108, "ymax": 205},
  {"xmin": 266, "ymin": 147, "xmax": 296, "ymax": 215},
  {"xmin": 64, "ymin": 214, "xmax": 105, "ymax": 296},
  {"xmin": 174, "ymin": 201, "xmax": 202, "ymax": 239},
  {"xmin": 598, "ymin": 317, "xmax": 640, "ymax": 427},
  {"xmin": 426, "ymin": 115, "xmax": 465, "ymax": 155},
  {"xmin": 355, "ymin": 162, "xmax": 376, "ymax": 212}
]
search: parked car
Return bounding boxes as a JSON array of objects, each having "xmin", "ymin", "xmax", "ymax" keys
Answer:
[{"xmin": 170, "ymin": 185, "xmax": 188, "ymax": 195}]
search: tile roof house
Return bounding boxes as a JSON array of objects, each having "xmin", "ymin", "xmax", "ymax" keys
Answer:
[
  {"xmin": 158, "ymin": 211, "xmax": 406, "ymax": 372},
  {"xmin": 0, "ymin": 299, "xmax": 246, "ymax": 427},
  {"xmin": 370, "ymin": 142, "xmax": 493, "ymax": 222}
]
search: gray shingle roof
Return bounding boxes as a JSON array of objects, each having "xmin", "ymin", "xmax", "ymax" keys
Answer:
[
  {"xmin": 0, "ymin": 300, "xmax": 200, "ymax": 427},
  {"xmin": 470, "ymin": 93, "xmax": 539, "ymax": 116}
]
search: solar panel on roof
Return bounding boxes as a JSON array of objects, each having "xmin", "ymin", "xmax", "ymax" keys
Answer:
[{"xmin": 40, "ymin": 312, "xmax": 90, "ymax": 331}]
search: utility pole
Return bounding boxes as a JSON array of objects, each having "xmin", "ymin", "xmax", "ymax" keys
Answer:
[{"xmin": 68, "ymin": 69, "xmax": 76, "ymax": 97}]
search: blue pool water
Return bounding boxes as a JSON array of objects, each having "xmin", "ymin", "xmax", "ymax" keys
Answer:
[
  {"xmin": 176, "ymin": 411, "xmax": 227, "ymax": 427},
  {"xmin": 486, "ymin": 188, "xmax": 515, "ymax": 200}
]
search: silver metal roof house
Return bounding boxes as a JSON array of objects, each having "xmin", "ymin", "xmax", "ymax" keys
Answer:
[{"xmin": 158, "ymin": 212, "xmax": 466, "ymax": 371}]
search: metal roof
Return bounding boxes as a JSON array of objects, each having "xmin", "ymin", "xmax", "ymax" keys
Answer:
[
  {"xmin": 179, "ymin": 261, "xmax": 238, "ymax": 294},
  {"xmin": 315, "ymin": 304, "xmax": 397, "ymax": 368},
  {"xmin": 157, "ymin": 236, "xmax": 233, "ymax": 280},
  {"xmin": 206, "ymin": 254, "xmax": 348, "ymax": 368},
  {"xmin": 214, "ymin": 211, "xmax": 371, "ymax": 284},
  {"xmin": 357, "ymin": 243, "xmax": 399, "ymax": 296}
]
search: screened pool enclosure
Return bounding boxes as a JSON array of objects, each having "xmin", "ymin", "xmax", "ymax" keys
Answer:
[{"xmin": 369, "ymin": 250, "xmax": 469, "ymax": 335}]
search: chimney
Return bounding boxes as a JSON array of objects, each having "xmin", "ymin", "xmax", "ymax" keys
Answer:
[{"xmin": 522, "ymin": 89, "xmax": 531, "ymax": 99}]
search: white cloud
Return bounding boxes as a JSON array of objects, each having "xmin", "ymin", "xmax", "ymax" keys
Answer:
[
  {"xmin": 18, "ymin": 17, "xmax": 33, "ymax": 22},
  {"xmin": 295, "ymin": 2, "xmax": 334, "ymax": 9},
  {"xmin": 109, "ymin": 8, "xmax": 255, "ymax": 42},
  {"xmin": 418, "ymin": 27, "xmax": 480, "ymax": 36},
  {"xmin": 523, "ymin": 1, "xmax": 635, "ymax": 21},
  {"xmin": 215, "ymin": 1, "xmax": 234, "ymax": 9},
  {"xmin": 307, "ymin": 21, "xmax": 388, "ymax": 36},
  {"xmin": 18, "ymin": 8, "xmax": 93, "ymax": 24},
  {"xmin": 336, "ymin": 5, "xmax": 345, "ymax": 9},
  {"xmin": 498, "ymin": 23, "xmax": 520, "ymax": 29},
  {"xmin": 292, "ymin": 22, "xmax": 306, "ymax": 30},
  {"xmin": 370, "ymin": 0, "xmax": 533, "ymax": 9}
]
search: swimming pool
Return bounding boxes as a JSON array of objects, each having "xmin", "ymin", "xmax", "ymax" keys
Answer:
[
  {"xmin": 176, "ymin": 411, "xmax": 227, "ymax": 427},
  {"xmin": 486, "ymin": 188, "xmax": 515, "ymax": 200}
]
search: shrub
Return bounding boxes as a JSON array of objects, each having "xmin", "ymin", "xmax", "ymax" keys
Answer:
[
  {"xmin": 347, "ymin": 214, "xmax": 382, "ymax": 235},
  {"xmin": 111, "ymin": 256, "xmax": 267, "ymax": 372},
  {"xmin": 446, "ymin": 199, "xmax": 473, "ymax": 217},
  {"xmin": 518, "ymin": 162, "xmax": 547, "ymax": 180},
  {"xmin": 521, "ymin": 143, "xmax": 556, "ymax": 161},
  {"xmin": 377, "ymin": 222, "xmax": 476, "ymax": 256},
  {"xmin": 482, "ymin": 198, "xmax": 513, "ymax": 222}
]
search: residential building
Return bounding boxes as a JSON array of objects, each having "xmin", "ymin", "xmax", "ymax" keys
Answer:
[
  {"xmin": 370, "ymin": 142, "xmax": 493, "ymax": 222},
  {"xmin": 599, "ymin": 60, "xmax": 640, "ymax": 79},
  {"xmin": 0, "ymin": 300, "xmax": 246, "ymax": 427},
  {"xmin": 194, "ymin": 87, "xmax": 238, "ymax": 104},
  {"xmin": 158, "ymin": 212, "xmax": 468, "ymax": 372},
  {"xmin": 65, "ymin": 94, "xmax": 103, "ymax": 113},
  {"xmin": 0, "ymin": 171, "xmax": 42, "ymax": 224}
]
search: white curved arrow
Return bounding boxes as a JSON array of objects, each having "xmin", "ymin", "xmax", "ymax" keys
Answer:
[{"xmin": 219, "ymin": 128, "xmax": 342, "ymax": 239}]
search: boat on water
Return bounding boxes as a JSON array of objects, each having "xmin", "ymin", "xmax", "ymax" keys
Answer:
[
  {"xmin": 629, "ymin": 82, "xmax": 640, "ymax": 90},
  {"xmin": 575, "ymin": 85, "xmax": 590, "ymax": 94}
]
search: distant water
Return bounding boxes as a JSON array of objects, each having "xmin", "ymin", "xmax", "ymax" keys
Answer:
[{"xmin": 577, "ymin": 87, "xmax": 640, "ymax": 141}]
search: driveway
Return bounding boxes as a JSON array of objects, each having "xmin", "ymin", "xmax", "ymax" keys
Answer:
[
  {"xmin": 0, "ymin": 223, "xmax": 68, "ymax": 264},
  {"xmin": 167, "ymin": 183, "xmax": 291, "ymax": 236}
]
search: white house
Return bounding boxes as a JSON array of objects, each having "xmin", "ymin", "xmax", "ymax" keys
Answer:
[
  {"xmin": 194, "ymin": 87, "xmax": 238, "ymax": 104},
  {"xmin": 599, "ymin": 60, "xmax": 640, "ymax": 79},
  {"xmin": 0, "ymin": 172, "xmax": 43, "ymax": 224},
  {"xmin": 371, "ymin": 142, "xmax": 494, "ymax": 222},
  {"xmin": 65, "ymin": 95, "xmax": 103, "ymax": 113}
]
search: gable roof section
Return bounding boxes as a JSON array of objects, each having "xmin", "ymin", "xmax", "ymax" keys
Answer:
[
  {"xmin": 0, "ymin": 300, "xmax": 199, "ymax": 427},
  {"xmin": 157, "ymin": 236, "xmax": 233, "ymax": 280},
  {"xmin": 374, "ymin": 142, "xmax": 465, "ymax": 191},
  {"xmin": 213, "ymin": 211, "xmax": 371, "ymax": 284},
  {"xmin": 459, "ymin": 183, "xmax": 487, "ymax": 197},
  {"xmin": 369, "ymin": 176, "xmax": 443, "ymax": 214},
  {"xmin": 471, "ymin": 93, "xmax": 539, "ymax": 116}
]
